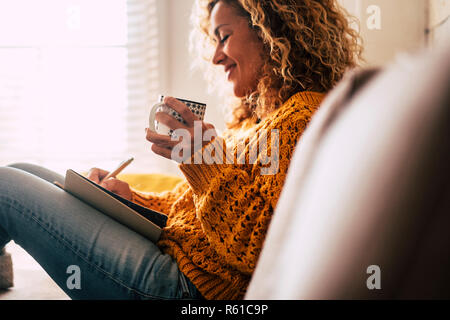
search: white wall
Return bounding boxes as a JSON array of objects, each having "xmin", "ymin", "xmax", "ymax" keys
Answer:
[
  {"xmin": 428, "ymin": 0, "xmax": 450, "ymax": 45},
  {"xmin": 163, "ymin": 0, "xmax": 225, "ymax": 133},
  {"xmin": 339, "ymin": 0, "xmax": 428, "ymax": 66}
]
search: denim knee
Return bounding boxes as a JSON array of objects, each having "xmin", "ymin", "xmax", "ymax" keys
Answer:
[
  {"xmin": 0, "ymin": 167, "xmax": 18, "ymax": 246},
  {"xmin": 0, "ymin": 166, "xmax": 19, "ymax": 180},
  {"xmin": 4, "ymin": 163, "xmax": 64, "ymax": 185}
]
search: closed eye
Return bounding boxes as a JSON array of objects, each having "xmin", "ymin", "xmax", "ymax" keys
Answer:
[{"xmin": 220, "ymin": 35, "xmax": 230, "ymax": 44}]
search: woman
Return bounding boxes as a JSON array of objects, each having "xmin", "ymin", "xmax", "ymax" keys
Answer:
[{"xmin": 0, "ymin": 0, "xmax": 361, "ymax": 299}]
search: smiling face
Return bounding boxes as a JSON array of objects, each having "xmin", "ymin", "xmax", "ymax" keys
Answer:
[{"xmin": 210, "ymin": 1, "xmax": 265, "ymax": 98}]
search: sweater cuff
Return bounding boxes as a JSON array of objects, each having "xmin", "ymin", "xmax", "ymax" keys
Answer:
[
  {"xmin": 130, "ymin": 188, "xmax": 157, "ymax": 208},
  {"xmin": 178, "ymin": 136, "xmax": 234, "ymax": 195},
  {"xmin": 130, "ymin": 188, "xmax": 148, "ymax": 207},
  {"xmin": 130, "ymin": 188, "xmax": 138, "ymax": 204}
]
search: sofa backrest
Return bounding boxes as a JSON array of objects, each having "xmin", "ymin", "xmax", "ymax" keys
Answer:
[{"xmin": 246, "ymin": 38, "xmax": 450, "ymax": 299}]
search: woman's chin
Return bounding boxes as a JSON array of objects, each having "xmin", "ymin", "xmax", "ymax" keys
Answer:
[{"xmin": 232, "ymin": 85, "xmax": 246, "ymax": 98}]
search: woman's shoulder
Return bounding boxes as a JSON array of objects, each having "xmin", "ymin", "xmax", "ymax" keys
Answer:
[
  {"xmin": 282, "ymin": 91, "xmax": 325, "ymax": 111},
  {"xmin": 266, "ymin": 91, "xmax": 325, "ymax": 124},
  {"xmin": 223, "ymin": 91, "xmax": 326, "ymax": 135}
]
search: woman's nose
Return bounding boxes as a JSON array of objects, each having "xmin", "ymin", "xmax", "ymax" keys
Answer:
[{"xmin": 212, "ymin": 45, "xmax": 226, "ymax": 65}]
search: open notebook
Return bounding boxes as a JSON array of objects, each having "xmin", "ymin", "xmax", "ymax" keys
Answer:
[{"xmin": 61, "ymin": 169, "xmax": 167, "ymax": 242}]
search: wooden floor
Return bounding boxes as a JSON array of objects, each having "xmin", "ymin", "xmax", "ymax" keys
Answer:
[{"xmin": 0, "ymin": 241, "xmax": 69, "ymax": 300}]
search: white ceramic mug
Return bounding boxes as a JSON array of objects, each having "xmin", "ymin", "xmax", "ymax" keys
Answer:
[{"xmin": 149, "ymin": 95, "xmax": 207, "ymax": 137}]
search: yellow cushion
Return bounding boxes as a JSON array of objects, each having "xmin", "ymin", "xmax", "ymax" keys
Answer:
[{"xmin": 117, "ymin": 173, "xmax": 183, "ymax": 193}]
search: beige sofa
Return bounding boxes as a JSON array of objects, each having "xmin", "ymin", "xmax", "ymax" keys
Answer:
[{"xmin": 246, "ymin": 37, "xmax": 450, "ymax": 299}]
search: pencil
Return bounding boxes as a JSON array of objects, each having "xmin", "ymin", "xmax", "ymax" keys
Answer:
[{"xmin": 100, "ymin": 157, "xmax": 134, "ymax": 183}]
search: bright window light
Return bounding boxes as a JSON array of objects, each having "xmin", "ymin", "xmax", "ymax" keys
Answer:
[{"xmin": 0, "ymin": 0, "xmax": 162, "ymax": 174}]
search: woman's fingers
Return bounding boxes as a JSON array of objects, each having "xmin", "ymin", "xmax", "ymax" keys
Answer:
[
  {"xmin": 163, "ymin": 96, "xmax": 198, "ymax": 127},
  {"xmin": 151, "ymin": 143, "xmax": 176, "ymax": 161},
  {"xmin": 146, "ymin": 121, "xmax": 218, "ymax": 163},
  {"xmin": 146, "ymin": 128, "xmax": 189, "ymax": 162},
  {"xmin": 87, "ymin": 169, "xmax": 134, "ymax": 200},
  {"xmin": 100, "ymin": 178, "xmax": 132, "ymax": 201},
  {"xmin": 155, "ymin": 112, "xmax": 187, "ymax": 132},
  {"xmin": 145, "ymin": 98, "xmax": 218, "ymax": 163},
  {"xmin": 86, "ymin": 167, "xmax": 109, "ymax": 184},
  {"xmin": 146, "ymin": 128, "xmax": 181, "ymax": 147}
]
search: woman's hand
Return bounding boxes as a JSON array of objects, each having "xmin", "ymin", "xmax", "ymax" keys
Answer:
[
  {"xmin": 86, "ymin": 168, "xmax": 133, "ymax": 201},
  {"xmin": 146, "ymin": 96, "xmax": 218, "ymax": 163}
]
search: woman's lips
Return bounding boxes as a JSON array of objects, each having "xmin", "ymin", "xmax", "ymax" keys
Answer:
[{"xmin": 226, "ymin": 65, "xmax": 236, "ymax": 80}]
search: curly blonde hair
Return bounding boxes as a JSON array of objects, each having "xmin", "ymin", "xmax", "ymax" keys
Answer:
[{"xmin": 190, "ymin": 0, "xmax": 363, "ymax": 129}]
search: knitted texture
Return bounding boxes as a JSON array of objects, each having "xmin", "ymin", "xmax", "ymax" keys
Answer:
[{"xmin": 131, "ymin": 91, "xmax": 324, "ymax": 299}]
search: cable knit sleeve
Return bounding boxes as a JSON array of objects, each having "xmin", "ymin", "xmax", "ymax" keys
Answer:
[
  {"xmin": 130, "ymin": 181, "xmax": 189, "ymax": 214},
  {"xmin": 178, "ymin": 95, "xmax": 320, "ymax": 274}
]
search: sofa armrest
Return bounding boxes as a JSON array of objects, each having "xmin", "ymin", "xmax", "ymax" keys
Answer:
[{"xmin": 246, "ymin": 39, "xmax": 450, "ymax": 299}]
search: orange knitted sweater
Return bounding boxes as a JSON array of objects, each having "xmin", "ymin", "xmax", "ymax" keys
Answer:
[{"xmin": 131, "ymin": 91, "xmax": 324, "ymax": 299}]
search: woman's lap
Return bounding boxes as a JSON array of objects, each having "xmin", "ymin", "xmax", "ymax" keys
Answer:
[{"xmin": 0, "ymin": 163, "xmax": 199, "ymax": 300}]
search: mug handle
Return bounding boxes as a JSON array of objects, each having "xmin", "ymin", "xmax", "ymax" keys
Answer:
[{"xmin": 148, "ymin": 102, "xmax": 165, "ymax": 133}]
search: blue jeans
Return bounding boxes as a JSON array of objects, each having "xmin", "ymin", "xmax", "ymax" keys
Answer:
[{"xmin": 0, "ymin": 163, "xmax": 202, "ymax": 300}]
